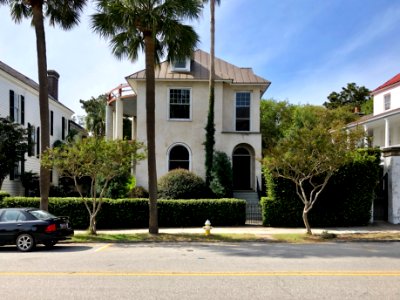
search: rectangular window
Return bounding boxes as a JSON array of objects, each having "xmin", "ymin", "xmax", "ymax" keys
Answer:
[
  {"xmin": 384, "ymin": 93, "xmax": 391, "ymax": 110},
  {"xmin": 169, "ymin": 88, "xmax": 191, "ymax": 120},
  {"xmin": 171, "ymin": 58, "xmax": 190, "ymax": 72},
  {"xmin": 50, "ymin": 111, "xmax": 54, "ymax": 136},
  {"xmin": 235, "ymin": 92, "xmax": 251, "ymax": 131},
  {"xmin": 9, "ymin": 90, "xmax": 24, "ymax": 124}
]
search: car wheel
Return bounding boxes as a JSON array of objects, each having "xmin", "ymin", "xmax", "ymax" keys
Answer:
[
  {"xmin": 44, "ymin": 240, "xmax": 57, "ymax": 248},
  {"xmin": 16, "ymin": 233, "xmax": 35, "ymax": 252}
]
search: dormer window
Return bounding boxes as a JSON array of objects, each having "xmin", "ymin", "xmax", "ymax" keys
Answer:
[
  {"xmin": 171, "ymin": 57, "xmax": 191, "ymax": 72},
  {"xmin": 384, "ymin": 93, "xmax": 391, "ymax": 110}
]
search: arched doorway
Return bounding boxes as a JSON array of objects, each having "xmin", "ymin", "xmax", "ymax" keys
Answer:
[{"xmin": 232, "ymin": 146, "xmax": 252, "ymax": 190}]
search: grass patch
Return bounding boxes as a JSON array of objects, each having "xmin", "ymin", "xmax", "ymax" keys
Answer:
[
  {"xmin": 71, "ymin": 233, "xmax": 271, "ymax": 243},
  {"xmin": 69, "ymin": 232, "xmax": 400, "ymax": 244}
]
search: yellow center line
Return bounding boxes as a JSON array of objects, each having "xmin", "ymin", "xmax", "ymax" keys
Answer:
[
  {"xmin": 94, "ymin": 243, "xmax": 113, "ymax": 252},
  {"xmin": 0, "ymin": 271, "xmax": 400, "ymax": 277}
]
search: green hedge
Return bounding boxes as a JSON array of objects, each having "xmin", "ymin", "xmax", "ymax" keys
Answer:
[
  {"xmin": 261, "ymin": 149, "xmax": 381, "ymax": 227},
  {"xmin": 0, "ymin": 191, "xmax": 10, "ymax": 201},
  {"xmin": 0, "ymin": 197, "xmax": 245, "ymax": 229}
]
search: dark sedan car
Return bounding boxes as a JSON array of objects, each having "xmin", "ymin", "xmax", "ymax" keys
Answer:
[{"xmin": 0, "ymin": 208, "xmax": 74, "ymax": 252}]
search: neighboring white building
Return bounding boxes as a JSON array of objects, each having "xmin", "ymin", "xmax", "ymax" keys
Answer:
[
  {"xmin": 348, "ymin": 73, "xmax": 400, "ymax": 148},
  {"xmin": 0, "ymin": 60, "xmax": 74, "ymax": 196},
  {"xmin": 106, "ymin": 50, "xmax": 270, "ymax": 194},
  {"xmin": 347, "ymin": 73, "xmax": 400, "ymax": 224}
]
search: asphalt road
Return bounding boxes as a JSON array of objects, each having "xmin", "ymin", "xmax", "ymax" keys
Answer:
[{"xmin": 1, "ymin": 242, "xmax": 400, "ymax": 299}]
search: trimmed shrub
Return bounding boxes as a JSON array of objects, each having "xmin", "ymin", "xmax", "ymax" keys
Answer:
[
  {"xmin": 158, "ymin": 169, "xmax": 209, "ymax": 199},
  {"xmin": 262, "ymin": 148, "xmax": 381, "ymax": 227},
  {"xmin": 0, "ymin": 191, "xmax": 10, "ymax": 202},
  {"xmin": 1, "ymin": 197, "xmax": 245, "ymax": 229}
]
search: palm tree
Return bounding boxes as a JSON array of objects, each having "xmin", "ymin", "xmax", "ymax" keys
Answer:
[
  {"xmin": 92, "ymin": 0, "xmax": 202, "ymax": 234},
  {"xmin": 0, "ymin": 0, "xmax": 87, "ymax": 211},
  {"xmin": 204, "ymin": 0, "xmax": 220, "ymax": 186}
]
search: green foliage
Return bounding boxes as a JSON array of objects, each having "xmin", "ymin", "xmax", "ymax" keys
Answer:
[
  {"xmin": 128, "ymin": 186, "xmax": 149, "ymax": 198},
  {"xmin": 262, "ymin": 148, "xmax": 381, "ymax": 227},
  {"xmin": 158, "ymin": 169, "xmax": 209, "ymax": 199},
  {"xmin": 0, "ymin": 117, "xmax": 28, "ymax": 189},
  {"xmin": 19, "ymin": 171, "xmax": 39, "ymax": 196},
  {"xmin": 1, "ymin": 197, "xmax": 245, "ymax": 228},
  {"xmin": 210, "ymin": 151, "xmax": 233, "ymax": 198},
  {"xmin": 361, "ymin": 98, "xmax": 373, "ymax": 115},
  {"xmin": 0, "ymin": 191, "xmax": 10, "ymax": 201},
  {"xmin": 205, "ymin": 87, "xmax": 216, "ymax": 186},
  {"xmin": 324, "ymin": 82, "xmax": 371, "ymax": 111},
  {"xmin": 79, "ymin": 94, "xmax": 107, "ymax": 137},
  {"xmin": 260, "ymin": 99, "xmax": 295, "ymax": 153},
  {"xmin": 41, "ymin": 137, "xmax": 146, "ymax": 234}
]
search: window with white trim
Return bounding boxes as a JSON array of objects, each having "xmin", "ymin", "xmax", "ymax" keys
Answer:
[
  {"xmin": 235, "ymin": 92, "xmax": 251, "ymax": 131},
  {"xmin": 168, "ymin": 145, "xmax": 190, "ymax": 171},
  {"xmin": 9, "ymin": 90, "xmax": 25, "ymax": 125},
  {"xmin": 384, "ymin": 93, "xmax": 391, "ymax": 110},
  {"xmin": 171, "ymin": 58, "xmax": 191, "ymax": 72},
  {"xmin": 169, "ymin": 88, "xmax": 191, "ymax": 120}
]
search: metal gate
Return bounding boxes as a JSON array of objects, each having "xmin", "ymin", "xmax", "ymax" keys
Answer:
[{"xmin": 246, "ymin": 202, "xmax": 262, "ymax": 225}]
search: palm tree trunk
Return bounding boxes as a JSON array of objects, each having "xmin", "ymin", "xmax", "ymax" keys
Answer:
[
  {"xmin": 144, "ymin": 32, "xmax": 158, "ymax": 234},
  {"xmin": 205, "ymin": 0, "xmax": 216, "ymax": 186},
  {"xmin": 32, "ymin": 2, "xmax": 51, "ymax": 211}
]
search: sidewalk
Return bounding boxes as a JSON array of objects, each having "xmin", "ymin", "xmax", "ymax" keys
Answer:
[{"xmin": 75, "ymin": 221, "xmax": 400, "ymax": 236}]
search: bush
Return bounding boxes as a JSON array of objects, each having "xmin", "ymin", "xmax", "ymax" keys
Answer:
[
  {"xmin": 262, "ymin": 148, "xmax": 381, "ymax": 227},
  {"xmin": 1, "ymin": 197, "xmax": 245, "ymax": 229},
  {"xmin": 158, "ymin": 169, "xmax": 209, "ymax": 199},
  {"xmin": 0, "ymin": 191, "xmax": 10, "ymax": 202},
  {"xmin": 210, "ymin": 151, "xmax": 233, "ymax": 198},
  {"xmin": 128, "ymin": 186, "xmax": 149, "ymax": 198}
]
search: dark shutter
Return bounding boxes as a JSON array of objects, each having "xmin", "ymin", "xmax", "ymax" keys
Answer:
[
  {"xmin": 36, "ymin": 127, "xmax": 40, "ymax": 157},
  {"xmin": 21, "ymin": 158, "xmax": 25, "ymax": 176},
  {"xmin": 9, "ymin": 90, "xmax": 15, "ymax": 121},
  {"xmin": 50, "ymin": 111, "xmax": 54, "ymax": 136},
  {"xmin": 20, "ymin": 95, "xmax": 25, "ymax": 125},
  {"xmin": 28, "ymin": 123, "xmax": 32, "ymax": 157},
  {"xmin": 62, "ymin": 117, "xmax": 65, "ymax": 140}
]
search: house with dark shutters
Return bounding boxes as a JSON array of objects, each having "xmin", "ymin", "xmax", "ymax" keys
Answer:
[{"xmin": 0, "ymin": 60, "xmax": 75, "ymax": 195}]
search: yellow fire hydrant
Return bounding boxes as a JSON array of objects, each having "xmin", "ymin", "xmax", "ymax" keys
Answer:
[{"xmin": 203, "ymin": 219, "xmax": 212, "ymax": 236}]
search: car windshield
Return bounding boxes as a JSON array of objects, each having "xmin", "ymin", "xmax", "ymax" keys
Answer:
[{"xmin": 29, "ymin": 209, "xmax": 57, "ymax": 220}]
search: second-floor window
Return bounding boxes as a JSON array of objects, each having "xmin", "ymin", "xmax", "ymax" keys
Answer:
[
  {"xmin": 169, "ymin": 88, "xmax": 191, "ymax": 120},
  {"xmin": 9, "ymin": 90, "xmax": 25, "ymax": 125},
  {"xmin": 235, "ymin": 92, "xmax": 251, "ymax": 131},
  {"xmin": 384, "ymin": 93, "xmax": 391, "ymax": 110}
]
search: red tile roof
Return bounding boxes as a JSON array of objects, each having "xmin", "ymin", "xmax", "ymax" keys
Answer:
[{"xmin": 372, "ymin": 73, "xmax": 400, "ymax": 94}]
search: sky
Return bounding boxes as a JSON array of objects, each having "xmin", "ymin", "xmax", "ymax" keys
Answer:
[{"xmin": 1, "ymin": 0, "xmax": 400, "ymax": 116}]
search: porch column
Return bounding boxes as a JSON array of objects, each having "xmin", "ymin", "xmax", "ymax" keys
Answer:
[
  {"xmin": 132, "ymin": 116, "xmax": 137, "ymax": 140},
  {"xmin": 115, "ymin": 97, "xmax": 124, "ymax": 139},
  {"xmin": 385, "ymin": 118, "xmax": 390, "ymax": 147},
  {"xmin": 363, "ymin": 125, "xmax": 369, "ymax": 147},
  {"xmin": 382, "ymin": 147, "xmax": 400, "ymax": 224},
  {"xmin": 105, "ymin": 104, "xmax": 113, "ymax": 140}
]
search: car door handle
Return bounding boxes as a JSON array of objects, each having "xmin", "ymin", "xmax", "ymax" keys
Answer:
[{"xmin": 17, "ymin": 224, "xmax": 22, "ymax": 226}]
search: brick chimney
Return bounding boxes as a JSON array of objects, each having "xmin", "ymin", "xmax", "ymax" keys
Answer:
[{"xmin": 47, "ymin": 70, "xmax": 60, "ymax": 101}]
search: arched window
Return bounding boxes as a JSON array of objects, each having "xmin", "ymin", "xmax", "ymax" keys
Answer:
[{"xmin": 169, "ymin": 145, "xmax": 190, "ymax": 171}]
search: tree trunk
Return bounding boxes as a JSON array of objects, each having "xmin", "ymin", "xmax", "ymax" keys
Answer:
[
  {"xmin": 302, "ymin": 205, "xmax": 312, "ymax": 235},
  {"xmin": 205, "ymin": 0, "xmax": 216, "ymax": 186},
  {"xmin": 89, "ymin": 214, "xmax": 97, "ymax": 235},
  {"xmin": 32, "ymin": 2, "xmax": 50, "ymax": 211},
  {"xmin": 144, "ymin": 33, "xmax": 158, "ymax": 234}
]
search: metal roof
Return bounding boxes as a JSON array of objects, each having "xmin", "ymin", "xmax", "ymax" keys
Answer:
[{"xmin": 127, "ymin": 49, "xmax": 270, "ymax": 94}]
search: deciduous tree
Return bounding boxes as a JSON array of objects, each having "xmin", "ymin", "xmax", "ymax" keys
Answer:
[
  {"xmin": 263, "ymin": 106, "xmax": 364, "ymax": 234},
  {"xmin": 42, "ymin": 138, "xmax": 145, "ymax": 235}
]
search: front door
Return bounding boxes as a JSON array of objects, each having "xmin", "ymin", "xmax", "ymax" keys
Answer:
[{"xmin": 233, "ymin": 147, "xmax": 251, "ymax": 190}]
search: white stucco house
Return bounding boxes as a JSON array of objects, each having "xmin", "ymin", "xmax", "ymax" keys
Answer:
[
  {"xmin": 105, "ymin": 49, "xmax": 270, "ymax": 199},
  {"xmin": 347, "ymin": 73, "xmax": 400, "ymax": 224},
  {"xmin": 0, "ymin": 60, "xmax": 75, "ymax": 196}
]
